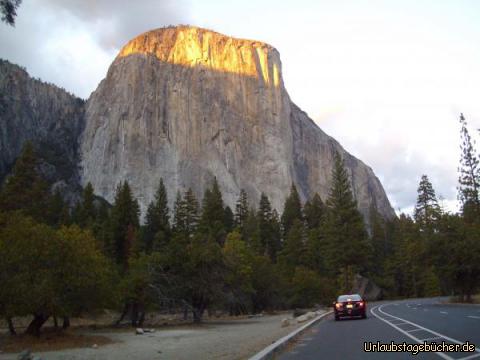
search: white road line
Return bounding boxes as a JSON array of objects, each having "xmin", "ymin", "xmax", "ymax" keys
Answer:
[
  {"xmin": 440, "ymin": 312, "xmax": 448, "ymax": 314},
  {"xmin": 390, "ymin": 321, "xmax": 408, "ymax": 325},
  {"xmin": 406, "ymin": 328, "xmax": 426, "ymax": 333},
  {"xmin": 370, "ymin": 305, "xmax": 452, "ymax": 360},
  {"xmin": 370, "ymin": 303, "xmax": 480, "ymax": 360},
  {"xmin": 467, "ymin": 316, "xmax": 480, "ymax": 320},
  {"xmin": 419, "ymin": 336, "xmax": 443, "ymax": 341}
]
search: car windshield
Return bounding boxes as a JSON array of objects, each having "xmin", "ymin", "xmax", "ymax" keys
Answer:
[{"xmin": 337, "ymin": 294, "xmax": 362, "ymax": 302}]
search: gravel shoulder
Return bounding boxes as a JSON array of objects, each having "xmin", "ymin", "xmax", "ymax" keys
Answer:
[{"xmin": 1, "ymin": 312, "xmax": 322, "ymax": 360}]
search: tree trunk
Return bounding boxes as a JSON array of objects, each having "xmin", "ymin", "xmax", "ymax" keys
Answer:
[
  {"xmin": 183, "ymin": 305, "xmax": 188, "ymax": 321},
  {"xmin": 131, "ymin": 303, "xmax": 138, "ymax": 327},
  {"xmin": 53, "ymin": 316, "xmax": 58, "ymax": 328},
  {"xmin": 193, "ymin": 304, "xmax": 206, "ymax": 323},
  {"xmin": 7, "ymin": 317, "xmax": 16, "ymax": 335},
  {"xmin": 62, "ymin": 317, "xmax": 70, "ymax": 329},
  {"xmin": 116, "ymin": 303, "xmax": 130, "ymax": 326},
  {"xmin": 138, "ymin": 311, "xmax": 145, "ymax": 327},
  {"xmin": 25, "ymin": 313, "xmax": 50, "ymax": 336}
]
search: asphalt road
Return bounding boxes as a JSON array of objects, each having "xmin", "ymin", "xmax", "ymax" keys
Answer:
[{"xmin": 278, "ymin": 298, "xmax": 480, "ymax": 360}]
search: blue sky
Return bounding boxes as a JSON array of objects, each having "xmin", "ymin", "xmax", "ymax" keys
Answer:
[{"xmin": 1, "ymin": 0, "xmax": 479, "ymax": 213}]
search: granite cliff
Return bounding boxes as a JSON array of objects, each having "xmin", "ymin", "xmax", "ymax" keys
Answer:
[
  {"xmin": 81, "ymin": 26, "xmax": 395, "ymax": 219},
  {"xmin": 0, "ymin": 59, "xmax": 85, "ymax": 203},
  {"xmin": 0, "ymin": 26, "xmax": 395, "ymax": 220}
]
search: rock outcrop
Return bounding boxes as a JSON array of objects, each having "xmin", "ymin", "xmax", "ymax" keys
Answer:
[
  {"xmin": 0, "ymin": 60, "xmax": 85, "ymax": 202},
  {"xmin": 81, "ymin": 26, "xmax": 395, "ymax": 220}
]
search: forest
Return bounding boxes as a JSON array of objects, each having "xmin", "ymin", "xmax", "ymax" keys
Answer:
[{"xmin": 0, "ymin": 115, "xmax": 479, "ymax": 336}]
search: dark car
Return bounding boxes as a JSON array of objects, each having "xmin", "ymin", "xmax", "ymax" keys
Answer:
[{"xmin": 333, "ymin": 294, "xmax": 367, "ymax": 320}]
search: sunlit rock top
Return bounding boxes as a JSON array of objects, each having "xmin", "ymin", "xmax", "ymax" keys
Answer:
[{"xmin": 118, "ymin": 25, "xmax": 282, "ymax": 87}]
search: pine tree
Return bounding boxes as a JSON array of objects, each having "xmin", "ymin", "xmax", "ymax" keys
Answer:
[
  {"xmin": 278, "ymin": 219, "xmax": 307, "ymax": 271},
  {"xmin": 143, "ymin": 179, "xmax": 170, "ymax": 253},
  {"xmin": 77, "ymin": 182, "xmax": 96, "ymax": 228},
  {"xmin": 0, "ymin": 142, "xmax": 50, "ymax": 222},
  {"xmin": 110, "ymin": 181, "xmax": 140, "ymax": 271},
  {"xmin": 324, "ymin": 152, "xmax": 371, "ymax": 289},
  {"xmin": 224, "ymin": 206, "xmax": 234, "ymax": 233},
  {"xmin": 173, "ymin": 189, "xmax": 199, "ymax": 239},
  {"xmin": 257, "ymin": 193, "xmax": 281, "ymax": 261},
  {"xmin": 281, "ymin": 184, "xmax": 303, "ymax": 236},
  {"xmin": 199, "ymin": 178, "xmax": 226, "ymax": 244},
  {"xmin": 234, "ymin": 189, "xmax": 249, "ymax": 231},
  {"xmin": 304, "ymin": 193, "xmax": 325, "ymax": 230},
  {"xmin": 414, "ymin": 175, "xmax": 441, "ymax": 232},
  {"xmin": 184, "ymin": 188, "xmax": 200, "ymax": 236},
  {"xmin": 458, "ymin": 113, "xmax": 480, "ymax": 221},
  {"xmin": 45, "ymin": 188, "xmax": 66, "ymax": 228},
  {"xmin": 244, "ymin": 207, "xmax": 261, "ymax": 252}
]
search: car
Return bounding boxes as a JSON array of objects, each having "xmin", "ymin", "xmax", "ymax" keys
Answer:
[{"xmin": 333, "ymin": 294, "xmax": 367, "ymax": 320}]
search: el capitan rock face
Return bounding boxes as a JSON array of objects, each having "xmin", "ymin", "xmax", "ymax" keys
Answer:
[{"xmin": 80, "ymin": 26, "xmax": 395, "ymax": 219}]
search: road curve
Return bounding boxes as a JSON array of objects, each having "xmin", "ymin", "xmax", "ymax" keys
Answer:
[{"xmin": 278, "ymin": 297, "xmax": 480, "ymax": 360}]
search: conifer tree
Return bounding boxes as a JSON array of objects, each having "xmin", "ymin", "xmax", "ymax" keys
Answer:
[
  {"xmin": 257, "ymin": 193, "xmax": 281, "ymax": 261},
  {"xmin": 110, "ymin": 181, "xmax": 140, "ymax": 271},
  {"xmin": 143, "ymin": 179, "xmax": 170, "ymax": 253},
  {"xmin": 458, "ymin": 113, "xmax": 480, "ymax": 220},
  {"xmin": 304, "ymin": 193, "xmax": 325, "ymax": 230},
  {"xmin": 244, "ymin": 207, "xmax": 261, "ymax": 252},
  {"xmin": 0, "ymin": 142, "xmax": 49, "ymax": 222},
  {"xmin": 324, "ymin": 152, "xmax": 371, "ymax": 289},
  {"xmin": 279, "ymin": 219, "xmax": 307, "ymax": 271},
  {"xmin": 173, "ymin": 189, "xmax": 199, "ymax": 239},
  {"xmin": 199, "ymin": 178, "xmax": 226, "ymax": 244},
  {"xmin": 46, "ymin": 188, "xmax": 66, "ymax": 228},
  {"xmin": 235, "ymin": 189, "xmax": 249, "ymax": 231},
  {"xmin": 414, "ymin": 175, "xmax": 441, "ymax": 232},
  {"xmin": 224, "ymin": 206, "xmax": 234, "ymax": 233},
  {"xmin": 281, "ymin": 184, "xmax": 303, "ymax": 236},
  {"xmin": 77, "ymin": 182, "xmax": 96, "ymax": 228}
]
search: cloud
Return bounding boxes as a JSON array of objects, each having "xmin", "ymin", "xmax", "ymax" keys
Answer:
[
  {"xmin": 0, "ymin": 0, "xmax": 191, "ymax": 98},
  {"xmin": 316, "ymin": 103, "xmax": 477, "ymax": 215},
  {"xmin": 41, "ymin": 0, "xmax": 189, "ymax": 51}
]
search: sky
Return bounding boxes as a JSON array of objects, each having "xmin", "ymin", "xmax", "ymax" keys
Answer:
[{"xmin": 1, "ymin": 0, "xmax": 480, "ymax": 214}]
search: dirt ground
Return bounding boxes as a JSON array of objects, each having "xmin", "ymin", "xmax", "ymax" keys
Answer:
[{"xmin": 0, "ymin": 312, "xmax": 324, "ymax": 360}]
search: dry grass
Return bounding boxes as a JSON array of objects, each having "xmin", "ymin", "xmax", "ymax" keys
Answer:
[{"xmin": 0, "ymin": 328, "xmax": 114, "ymax": 353}]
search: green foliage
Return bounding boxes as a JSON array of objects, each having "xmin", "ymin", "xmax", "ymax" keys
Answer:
[
  {"xmin": 173, "ymin": 189, "xmax": 199, "ymax": 239},
  {"xmin": 281, "ymin": 184, "xmax": 303, "ymax": 236},
  {"xmin": 199, "ymin": 177, "xmax": 227, "ymax": 244},
  {"xmin": 278, "ymin": 219, "xmax": 307, "ymax": 272},
  {"xmin": 224, "ymin": 206, "xmax": 234, "ymax": 233},
  {"xmin": 76, "ymin": 182, "xmax": 96, "ymax": 228},
  {"xmin": 288, "ymin": 267, "xmax": 324, "ymax": 308},
  {"xmin": 234, "ymin": 189, "xmax": 249, "ymax": 233},
  {"xmin": 414, "ymin": 175, "xmax": 441, "ymax": 232},
  {"xmin": 323, "ymin": 152, "xmax": 371, "ymax": 288},
  {"xmin": 458, "ymin": 113, "xmax": 480, "ymax": 219},
  {"xmin": 0, "ymin": 142, "xmax": 50, "ymax": 222},
  {"xmin": 110, "ymin": 181, "xmax": 140, "ymax": 271},
  {"xmin": 0, "ymin": 214, "xmax": 116, "ymax": 334},
  {"xmin": 257, "ymin": 193, "xmax": 281, "ymax": 261},
  {"xmin": 304, "ymin": 193, "xmax": 325, "ymax": 230},
  {"xmin": 1, "ymin": 0, "xmax": 21, "ymax": 26},
  {"xmin": 143, "ymin": 179, "xmax": 170, "ymax": 253},
  {"xmin": 222, "ymin": 231, "xmax": 255, "ymax": 314}
]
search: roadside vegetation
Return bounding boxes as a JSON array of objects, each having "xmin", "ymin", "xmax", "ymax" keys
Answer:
[{"xmin": 0, "ymin": 114, "xmax": 479, "ymax": 336}]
